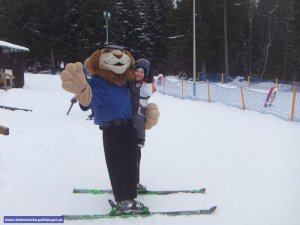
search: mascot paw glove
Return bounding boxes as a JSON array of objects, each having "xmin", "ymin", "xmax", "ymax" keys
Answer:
[
  {"xmin": 61, "ymin": 62, "xmax": 92, "ymax": 106},
  {"xmin": 145, "ymin": 103, "xmax": 160, "ymax": 130},
  {"xmin": 61, "ymin": 62, "xmax": 88, "ymax": 95}
]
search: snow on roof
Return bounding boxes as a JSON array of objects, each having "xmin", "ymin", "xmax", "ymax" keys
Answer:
[{"xmin": 0, "ymin": 40, "xmax": 29, "ymax": 52}]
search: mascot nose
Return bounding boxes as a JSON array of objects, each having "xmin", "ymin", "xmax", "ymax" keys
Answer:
[
  {"xmin": 113, "ymin": 53, "xmax": 123, "ymax": 59},
  {"xmin": 112, "ymin": 49, "xmax": 123, "ymax": 59}
]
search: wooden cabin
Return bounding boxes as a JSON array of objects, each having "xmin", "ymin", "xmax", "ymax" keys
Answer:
[{"xmin": 0, "ymin": 40, "xmax": 29, "ymax": 89}]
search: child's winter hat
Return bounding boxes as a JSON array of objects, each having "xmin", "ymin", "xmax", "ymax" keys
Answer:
[{"xmin": 133, "ymin": 58, "xmax": 150, "ymax": 77}]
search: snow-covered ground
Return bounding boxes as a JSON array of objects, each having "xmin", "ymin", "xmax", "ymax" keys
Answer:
[{"xmin": 1, "ymin": 73, "xmax": 300, "ymax": 225}]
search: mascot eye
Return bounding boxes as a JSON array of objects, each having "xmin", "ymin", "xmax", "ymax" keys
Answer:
[
  {"xmin": 124, "ymin": 51, "xmax": 131, "ymax": 56},
  {"xmin": 103, "ymin": 49, "xmax": 111, "ymax": 54}
]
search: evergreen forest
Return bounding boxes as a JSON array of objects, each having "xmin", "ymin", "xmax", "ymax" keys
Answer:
[{"xmin": 0, "ymin": 0, "xmax": 300, "ymax": 81}]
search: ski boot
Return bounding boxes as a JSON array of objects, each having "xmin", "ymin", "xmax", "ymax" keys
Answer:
[
  {"xmin": 137, "ymin": 138, "xmax": 145, "ymax": 148},
  {"xmin": 109, "ymin": 199, "xmax": 149, "ymax": 215}
]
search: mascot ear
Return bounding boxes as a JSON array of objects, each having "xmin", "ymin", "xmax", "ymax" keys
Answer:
[{"xmin": 84, "ymin": 50, "xmax": 102, "ymax": 75}]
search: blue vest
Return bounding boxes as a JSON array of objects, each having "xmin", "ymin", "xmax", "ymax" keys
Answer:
[{"xmin": 88, "ymin": 76, "xmax": 133, "ymax": 125}]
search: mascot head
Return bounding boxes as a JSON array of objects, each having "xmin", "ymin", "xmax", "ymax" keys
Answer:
[{"xmin": 84, "ymin": 44, "xmax": 135, "ymax": 86}]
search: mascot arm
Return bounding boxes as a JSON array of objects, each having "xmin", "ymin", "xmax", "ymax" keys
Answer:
[
  {"xmin": 145, "ymin": 103, "xmax": 160, "ymax": 130},
  {"xmin": 61, "ymin": 62, "xmax": 92, "ymax": 106}
]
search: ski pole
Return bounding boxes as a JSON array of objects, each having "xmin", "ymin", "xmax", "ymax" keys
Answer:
[{"xmin": 66, "ymin": 96, "xmax": 77, "ymax": 115}]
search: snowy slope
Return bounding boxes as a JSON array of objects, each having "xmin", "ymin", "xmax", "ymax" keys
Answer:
[{"xmin": 0, "ymin": 73, "xmax": 300, "ymax": 225}]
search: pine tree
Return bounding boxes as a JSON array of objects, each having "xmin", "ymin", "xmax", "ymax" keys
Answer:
[
  {"xmin": 107, "ymin": 0, "xmax": 135, "ymax": 47},
  {"xmin": 151, "ymin": 0, "xmax": 175, "ymax": 74},
  {"xmin": 274, "ymin": 0, "xmax": 298, "ymax": 80},
  {"xmin": 250, "ymin": 0, "xmax": 299, "ymax": 80},
  {"xmin": 226, "ymin": 0, "xmax": 252, "ymax": 76},
  {"xmin": 169, "ymin": 0, "xmax": 194, "ymax": 75}
]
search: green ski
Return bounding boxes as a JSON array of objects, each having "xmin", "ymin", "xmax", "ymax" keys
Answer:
[
  {"xmin": 63, "ymin": 200, "xmax": 216, "ymax": 219},
  {"xmin": 73, "ymin": 187, "xmax": 206, "ymax": 195}
]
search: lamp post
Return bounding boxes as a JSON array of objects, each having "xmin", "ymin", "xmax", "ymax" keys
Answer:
[
  {"xmin": 103, "ymin": 11, "xmax": 111, "ymax": 44},
  {"xmin": 192, "ymin": 0, "xmax": 196, "ymax": 97},
  {"xmin": 223, "ymin": 0, "xmax": 229, "ymax": 76}
]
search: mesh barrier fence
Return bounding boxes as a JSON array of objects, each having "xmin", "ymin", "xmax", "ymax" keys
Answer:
[{"xmin": 155, "ymin": 76, "xmax": 300, "ymax": 122}]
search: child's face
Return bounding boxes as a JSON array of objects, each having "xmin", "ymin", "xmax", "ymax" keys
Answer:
[{"xmin": 134, "ymin": 67, "xmax": 145, "ymax": 81}]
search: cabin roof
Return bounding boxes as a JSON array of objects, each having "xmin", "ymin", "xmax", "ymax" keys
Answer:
[{"xmin": 0, "ymin": 40, "xmax": 29, "ymax": 53}]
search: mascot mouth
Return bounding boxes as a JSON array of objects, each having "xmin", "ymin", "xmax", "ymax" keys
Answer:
[
  {"xmin": 101, "ymin": 62, "xmax": 128, "ymax": 75},
  {"xmin": 103, "ymin": 61, "xmax": 125, "ymax": 67}
]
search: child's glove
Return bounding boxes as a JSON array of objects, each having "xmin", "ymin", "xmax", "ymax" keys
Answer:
[
  {"xmin": 145, "ymin": 103, "xmax": 160, "ymax": 129},
  {"xmin": 61, "ymin": 62, "xmax": 92, "ymax": 106}
]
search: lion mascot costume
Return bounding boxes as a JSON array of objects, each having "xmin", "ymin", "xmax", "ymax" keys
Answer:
[{"xmin": 60, "ymin": 44, "xmax": 159, "ymax": 212}]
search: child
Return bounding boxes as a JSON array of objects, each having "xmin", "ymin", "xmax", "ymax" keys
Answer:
[{"xmin": 129, "ymin": 58, "xmax": 156, "ymax": 148}]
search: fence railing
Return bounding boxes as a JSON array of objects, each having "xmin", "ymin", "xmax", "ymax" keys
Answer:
[{"xmin": 154, "ymin": 76, "xmax": 300, "ymax": 122}]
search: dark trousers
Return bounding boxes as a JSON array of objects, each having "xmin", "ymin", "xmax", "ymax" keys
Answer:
[
  {"xmin": 102, "ymin": 123, "xmax": 139, "ymax": 202},
  {"xmin": 137, "ymin": 147, "xmax": 141, "ymax": 184},
  {"xmin": 132, "ymin": 106, "xmax": 146, "ymax": 139}
]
